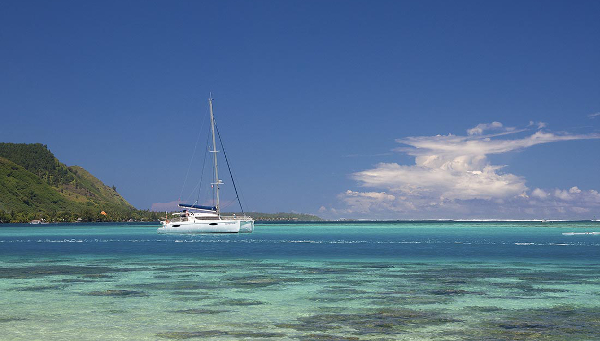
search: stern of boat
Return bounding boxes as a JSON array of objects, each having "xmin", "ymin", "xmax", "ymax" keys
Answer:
[{"xmin": 239, "ymin": 220, "xmax": 254, "ymax": 233}]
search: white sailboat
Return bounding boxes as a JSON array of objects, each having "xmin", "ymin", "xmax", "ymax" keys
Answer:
[{"xmin": 158, "ymin": 95, "xmax": 254, "ymax": 234}]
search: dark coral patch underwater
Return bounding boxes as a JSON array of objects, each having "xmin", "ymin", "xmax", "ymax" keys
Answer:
[
  {"xmin": 214, "ymin": 298, "xmax": 265, "ymax": 306},
  {"xmin": 129, "ymin": 280, "xmax": 221, "ymax": 291},
  {"xmin": 0, "ymin": 265, "xmax": 131, "ymax": 279},
  {"xmin": 278, "ymin": 307, "xmax": 461, "ymax": 336},
  {"xmin": 222, "ymin": 274, "xmax": 300, "ymax": 289},
  {"xmin": 0, "ymin": 317, "xmax": 27, "ymax": 323},
  {"xmin": 86, "ymin": 289, "xmax": 148, "ymax": 297},
  {"xmin": 171, "ymin": 308, "xmax": 229, "ymax": 314},
  {"xmin": 454, "ymin": 305, "xmax": 600, "ymax": 341},
  {"xmin": 156, "ymin": 330, "xmax": 286, "ymax": 339},
  {"xmin": 10, "ymin": 284, "xmax": 68, "ymax": 291}
]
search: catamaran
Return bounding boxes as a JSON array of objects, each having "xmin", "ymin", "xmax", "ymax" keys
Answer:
[{"xmin": 158, "ymin": 95, "xmax": 254, "ymax": 233}]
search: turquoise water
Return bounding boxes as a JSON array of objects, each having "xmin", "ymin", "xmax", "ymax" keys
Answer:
[{"xmin": 1, "ymin": 221, "xmax": 599, "ymax": 340}]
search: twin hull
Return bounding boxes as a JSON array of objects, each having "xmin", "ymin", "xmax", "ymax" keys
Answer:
[{"xmin": 157, "ymin": 219, "xmax": 254, "ymax": 234}]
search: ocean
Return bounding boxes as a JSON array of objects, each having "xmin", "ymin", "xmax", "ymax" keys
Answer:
[{"xmin": 0, "ymin": 221, "xmax": 599, "ymax": 340}]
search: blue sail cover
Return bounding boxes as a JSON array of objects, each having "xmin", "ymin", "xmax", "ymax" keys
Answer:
[{"xmin": 178, "ymin": 203, "xmax": 217, "ymax": 211}]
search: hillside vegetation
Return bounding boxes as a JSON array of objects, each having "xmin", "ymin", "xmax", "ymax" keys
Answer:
[{"xmin": 0, "ymin": 143, "xmax": 160, "ymax": 223}]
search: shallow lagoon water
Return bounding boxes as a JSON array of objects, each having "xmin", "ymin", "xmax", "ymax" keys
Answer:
[{"xmin": 1, "ymin": 221, "xmax": 599, "ymax": 340}]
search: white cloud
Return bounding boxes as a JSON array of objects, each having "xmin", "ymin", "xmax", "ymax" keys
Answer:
[
  {"xmin": 337, "ymin": 121, "xmax": 600, "ymax": 219},
  {"xmin": 396, "ymin": 131, "xmax": 596, "ymax": 160},
  {"xmin": 467, "ymin": 121, "xmax": 505, "ymax": 135},
  {"xmin": 531, "ymin": 188, "xmax": 548, "ymax": 199},
  {"xmin": 352, "ymin": 163, "xmax": 526, "ymax": 201},
  {"xmin": 554, "ymin": 189, "xmax": 573, "ymax": 201},
  {"xmin": 589, "ymin": 112, "xmax": 600, "ymax": 119},
  {"xmin": 528, "ymin": 121, "xmax": 547, "ymax": 129},
  {"xmin": 339, "ymin": 190, "xmax": 398, "ymax": 214}
]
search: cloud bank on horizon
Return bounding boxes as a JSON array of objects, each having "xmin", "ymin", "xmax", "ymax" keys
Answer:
[{"xmin": 332, "ymin": 122, "xmax": 600, "ymax": 219}]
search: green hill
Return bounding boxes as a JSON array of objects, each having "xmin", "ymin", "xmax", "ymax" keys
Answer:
[{"xmin": 0, "ymin": 143, "xmax": 140, "ymax": 223}]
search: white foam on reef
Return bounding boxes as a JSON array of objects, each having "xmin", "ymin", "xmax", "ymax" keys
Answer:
[{"xmin": 562, "ymin": 232, "xmax": 600, "ymax": 236}]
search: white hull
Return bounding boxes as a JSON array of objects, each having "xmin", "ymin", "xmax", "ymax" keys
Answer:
[{"xmin": 158, "ymin": 219, "xmax": 254, "ymax": 234}]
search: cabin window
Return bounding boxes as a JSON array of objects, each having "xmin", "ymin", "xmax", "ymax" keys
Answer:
[{"xmin": 209, "ymin": 223, "xmax": 218, "ymax": 226}]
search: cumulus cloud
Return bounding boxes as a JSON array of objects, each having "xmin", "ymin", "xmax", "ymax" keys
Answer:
[
  {"xmin": 531, "ymin": 188, "xmax": 548, "ymax": 199},
  {"xmin": 352, "ymin": 163, "xmax": 526, "ymax": 201},
  {"xmin": 336, "ymin": 122, "xmax": 600, "ymax": 219},
  {"xmin": 527, "ymin": 187, "xmax": 600, "ymax": 215},
  {"xmin": 339, "ymin": 190, "xmax": 399, "ymax": 214},
  {"xmin": 554, "ymin": 189, "xmax": 573, "ymax": 201}
]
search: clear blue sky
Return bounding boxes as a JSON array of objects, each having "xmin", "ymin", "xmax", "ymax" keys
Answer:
[{"xmin": 2, "ymin": 0, "xmax": 599, "ymax": 219}]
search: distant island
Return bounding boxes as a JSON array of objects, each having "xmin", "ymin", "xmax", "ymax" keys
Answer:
[
  {"xmin": 0, "ymin": 143, "xmax": 322, "ymax": 224},
  {"xmin": 224, "ymin": 212, "xmax": 322, "ymax": 222}
]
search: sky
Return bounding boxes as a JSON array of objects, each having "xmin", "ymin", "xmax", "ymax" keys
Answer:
[{"xmin": 1, "ymin": 0, "xmax": 599, "ymax": 219}]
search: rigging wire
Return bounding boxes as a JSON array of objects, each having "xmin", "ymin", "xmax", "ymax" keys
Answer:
[
  {"xmin": 178, "ymin": 106, "xmax": 209, "ymax": 203},
  {"xmin": 195, "ymin": 129, "xmax": 211, "ymax": 204},
  {"xmin": 220, "ymin": 199, "xmax": 237, "ymax": 211},
  {"xmin": 186, "ymin": 128, "xmax": 211, "ymax": 204},
  {"xmin": 214, "ymin": 119, "xmax": 245, "ymax": 214}
]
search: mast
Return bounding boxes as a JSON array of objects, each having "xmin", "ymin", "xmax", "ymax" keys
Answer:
[{"xmin": 209, "ymin": 94, "xmax": 222, "ymax": 216}]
